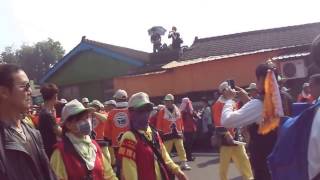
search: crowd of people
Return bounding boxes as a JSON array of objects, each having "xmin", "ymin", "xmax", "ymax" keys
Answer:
[{"xmin": 0, "ymin": 37, "xmax": 320, "ymax": 180}]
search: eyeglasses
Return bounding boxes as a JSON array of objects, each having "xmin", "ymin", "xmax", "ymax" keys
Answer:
[{"xmin": 16, "ymin": 82, "xmax": 31, "ymax": 92}]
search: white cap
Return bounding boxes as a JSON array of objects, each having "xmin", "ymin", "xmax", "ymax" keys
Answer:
[
  {"xmin": 303, "ymin": 82, "xmax": 310, "ymax": 88},
  {"xmin": 218, "ymin": 81, "xmax": 229, "ymax": 93},
  {"xmin": 281, "ymin": 87, "xmax": 290, "ymax": 92},
  {"xmin": 60, "ymin": 99, "xmax": 68, "ymax": 104},
  {"xmin": 103, "ymin": 100, "xmax": 117, "ymax": 106},
  {"xmin": 82, "ymin": 97, "xmax": 89, "ymax": 103},
  {"xmin": 128, "ymin": 92, "xmax": 154, "ymax": 110},
  {"xmin": 113, "ymin": 89, "xmax": 128, "ymax": 100},
  {"xmin": 246, "ymin": 83, "xmax": 257, "ymax": 90},
  {"xmin": 90, "ymin": 100, "xmax": 104, "ymax": 109},
  {"xmin": 164, "ymin": 94, "xmax": 174, "ymax": 101},
  {"xmin": 61, "ymin": 99, "xmax": 93, "ymax": 123}
]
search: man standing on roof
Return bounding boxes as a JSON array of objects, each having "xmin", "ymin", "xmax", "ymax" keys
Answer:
[
  {"xmin": 155, "ymin": 94, "xmax": 191, "ymax": 170},
  {"xmin": 212, "ymin": 82, "xmax": 253, "ymax": 180},
  {"xmin": 104, "ymin": 89, "xmax": 130, "ymax": 169},
  {"xmin": 168, "ymin": 26, "xmax": 183, "ymax": 51}
]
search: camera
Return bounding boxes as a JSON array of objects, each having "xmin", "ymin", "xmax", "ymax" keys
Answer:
[{"xmin": 227, "ymin": 79, "xmax": 235, "ymax": 89}]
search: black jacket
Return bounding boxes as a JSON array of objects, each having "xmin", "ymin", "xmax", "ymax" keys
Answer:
[{"xmin": 0, "ymin": 120, "xmax": 57, "ymax": 180}]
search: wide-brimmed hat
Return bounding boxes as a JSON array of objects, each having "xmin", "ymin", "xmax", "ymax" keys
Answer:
[
  {"xmin": 61, "ymin": 99, "xmax": 94, "ymax": 123},
  {"xmin": 128, "ymin": 92, "xmax": 154, "ymax": 110}
]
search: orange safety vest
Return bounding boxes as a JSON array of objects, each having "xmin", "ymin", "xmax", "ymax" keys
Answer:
[
  {"xmin": 156, "ymin": 107, "xmax": 183, "ymax": 137},
  {"xmin": 104, "ymin": 108, "xmax": 130, "ymax": 147},
  {"xmin": 212, "ymin": 99, "xmax": 237, "ymax": 136},
  {"xmin": 94, "ymin": 111, "xmax": 108, "ymax": 140}
]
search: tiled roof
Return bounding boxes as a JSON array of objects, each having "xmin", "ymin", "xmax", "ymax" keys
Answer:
[
  {"xmin": 181, "ymin": 22, "xmax": 320, "ymax": 60},
  {"xmin": 82, "ymin": 38, "xmax": 150, "ymax": 62}
]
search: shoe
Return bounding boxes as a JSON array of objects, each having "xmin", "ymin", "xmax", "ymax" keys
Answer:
[
  {"xmin": 180, "ymin": 161, "xmax": 192, "ymax": 170},
  {"xmin": 187, "ymin": 156, "xmax": 196, "ymax": 161}
]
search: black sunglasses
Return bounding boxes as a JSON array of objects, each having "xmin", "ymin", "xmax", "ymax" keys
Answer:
[{"xmin": 17, "ymin": 82, "xmax": 31, "ymax": 92}]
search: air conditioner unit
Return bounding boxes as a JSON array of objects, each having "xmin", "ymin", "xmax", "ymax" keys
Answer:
[{"xmin": 279, "ymin": 59, "xmax": 307, "ymax": 79}]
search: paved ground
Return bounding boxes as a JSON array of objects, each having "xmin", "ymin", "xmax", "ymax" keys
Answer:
[{"xmin": 173, "ymin": 152, "xmax": 242, "ymax": 180}]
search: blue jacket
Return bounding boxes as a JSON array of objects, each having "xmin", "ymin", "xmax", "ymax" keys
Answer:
[{"xmin": 268, "ymin": 102, "xmax": 320, "ymax": 180}]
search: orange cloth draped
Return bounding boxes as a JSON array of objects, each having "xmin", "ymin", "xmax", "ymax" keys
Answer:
[{"xmin": 259, "ymin": 70, "xmax": 284, "ymax": 134}]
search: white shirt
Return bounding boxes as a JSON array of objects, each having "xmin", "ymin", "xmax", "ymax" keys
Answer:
[
  {"xmin": 222, "ymin": 97, "xmax": 320, "ymax": 179},
  {"xmin": 221, "ymin": 99, "xmax": 263, "ymax": 128},
  {"xmin": 308, "ymin": 98, "xmax": 320, "ymax": 179}
]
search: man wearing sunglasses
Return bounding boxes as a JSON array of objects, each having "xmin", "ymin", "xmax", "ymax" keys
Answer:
[{"xmin": 0, "ymin": 64, "xmax": 57, "ymax": 180}]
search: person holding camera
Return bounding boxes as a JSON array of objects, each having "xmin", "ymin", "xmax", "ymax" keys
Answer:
[
  {"xmin": 221, "ymin": 63, "xmax": 293, "ymax": 180},
  {"xmin": 168, "ymin": 26, "xmax": 183, "ymax": 51},
  {"xmin": 211, "ymin": 81, "xmax": 253, "ymax": 180}
]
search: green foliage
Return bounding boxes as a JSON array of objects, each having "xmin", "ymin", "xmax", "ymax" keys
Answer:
[
  {"xmin": 0, "ymin": 38, "xmax": 65, "ymax": 82},
  {"xmin": 0, "ymin": 46, "xmax": 18, "ymax": 64}
]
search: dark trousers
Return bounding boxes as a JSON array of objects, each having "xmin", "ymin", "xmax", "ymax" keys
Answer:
[
  {"xmin": 183, "ymin": 132, "xmax": 195, "ymax": 159},
  {"xmin": 250, "ymin": 152, "xmax": 271, "ymax": 180}
]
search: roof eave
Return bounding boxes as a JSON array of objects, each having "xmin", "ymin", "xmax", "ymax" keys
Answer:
[{"xmin": 39, "ymin": 42, "xmax": 145, "ymax": 84}]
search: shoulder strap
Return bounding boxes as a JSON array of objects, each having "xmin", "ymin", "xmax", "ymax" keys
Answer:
[{"xmin": 132, "ymin": 128, "xmax": 170, "ymax": 180}]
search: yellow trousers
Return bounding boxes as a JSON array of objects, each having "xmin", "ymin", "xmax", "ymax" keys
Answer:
[
  {"xmin": 164, "ymin": 138, "xmax": 187, "ymax": 162},
  {"xmin": 101, "ymin": 146, "xmax": 111, "ymax": 164},
  {"xmin": 108, "ymin": 147, "xmax": 116, "ymax": 166},
  {"xmin": 219, "ymin": 145, "xmax": 253, "ymax": 180}
]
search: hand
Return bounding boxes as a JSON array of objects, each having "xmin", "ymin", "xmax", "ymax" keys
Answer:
[
  {"xmin": 235, "ymin": 86, "xmax": 251, "ymax": 104},
  {"xmin": 93, "ymin": 112, "xmax": 107, "ymax": 122},
  {"xmin": 224, "ymin": 132, "xmax": 235, "ymax": 145},
  {"xmin": 176, "ymin": 170, "xmax": 188, "ymax": 180},
  {"xmin": 224, "ymin": 88, "xmax": 237, "ymax": 100}
]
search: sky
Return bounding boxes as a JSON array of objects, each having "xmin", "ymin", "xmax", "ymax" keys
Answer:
[{"xmin": 1, "ymin": 0, "xmax": 320, "ymax": 54}]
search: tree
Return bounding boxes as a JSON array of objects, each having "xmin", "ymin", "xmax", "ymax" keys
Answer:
[
  {"xmin": 0, "ymin": 38, "xmax": 65, "ymax": 82},
  {"xmin": 20, "ymin": 38, "xmax": 65, "ymax": 81},
  {"xmin": 0, "ymin": 46, "xmax": 18, "ymax": 64}
]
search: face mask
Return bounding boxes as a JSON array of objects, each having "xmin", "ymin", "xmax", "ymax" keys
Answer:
[
  {"xmin": 129, "ymin": 111, "xmax": 150, "ymax": 130},
  {"xmin": 76, "ymin": 118, "xmax": 92, "ymax": 135}
]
